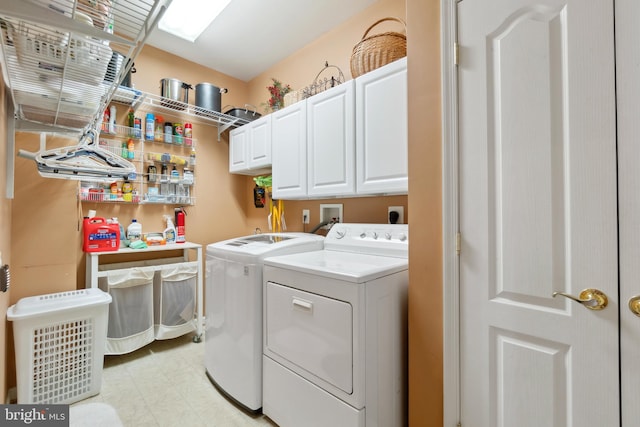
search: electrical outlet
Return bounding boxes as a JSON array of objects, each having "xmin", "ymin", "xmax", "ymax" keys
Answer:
[
  {"xmin": 388, "ymin": 206, "xmax": 404, "ymax": 224},
  {"xmin": 302, "ymin": 209, "xmax": 310, "ymax": 224}
]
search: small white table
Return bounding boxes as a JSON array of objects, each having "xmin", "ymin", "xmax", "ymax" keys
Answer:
[{"xmin": 84, "ymin": 242, "xmax": 203, "ymax": 342}]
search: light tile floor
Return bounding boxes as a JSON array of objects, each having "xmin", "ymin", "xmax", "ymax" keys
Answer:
[{"xmin": 71, "ymin": 334, "xmax": 278, "ymax": 427}]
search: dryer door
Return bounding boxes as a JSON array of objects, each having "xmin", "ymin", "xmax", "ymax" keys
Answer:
[{"xmin": 265, "ymin": 281, "xmax": 353, "ymax": 393}]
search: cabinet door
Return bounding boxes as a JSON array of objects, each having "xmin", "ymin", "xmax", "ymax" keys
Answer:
[
  {"xmin": 272, "ymin": 101, "xmax": 308, "ymax": 199},
  {"xmin": 248, "ymin": 115, "xmax": 272, "ymax": 170},
  {"xmin": 355, "ymin": 58, "xmax": 408, "ymax": 194},
  {"xmin": 307, "ymin": 81, "xmax": 355, "ymax": 197},
  {"xmin": 229, "ymin": 125, "xmax": 249, "ymax": 172}
]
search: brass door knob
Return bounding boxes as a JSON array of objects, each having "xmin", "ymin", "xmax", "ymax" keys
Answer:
[
  {"xmin": 552, "ymin": 289, "xmax": 608, "ymax": 310},
  {"xmin": 629, "ymin": 296, "xmax": 640, "ymax": 317}
]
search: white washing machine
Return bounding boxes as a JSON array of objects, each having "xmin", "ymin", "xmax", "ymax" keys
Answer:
[
  {"xmin": 262, "ymin": 223, "xmax": 409, "ymax": 427},
  {"xmin": 205, "ymin": 232, "xmax": 324, "ymax": 412}
]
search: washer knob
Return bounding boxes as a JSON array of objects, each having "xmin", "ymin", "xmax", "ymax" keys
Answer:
[
  {"xmin": 335, "ymin": 229, "xmax": 346, "ymax": 239},
  {"xmin": 360, "ymin": 232, "xmax": 367, "ymax": 239},
  {"xmin": 372, "ymin": 232, "xmax": 378, "ymax": 240},
  {"xmin": 385, "ymin": 232, "xmax": 392, "ymax": 240},
  {"xmin": 398, "ymin": 233, "xmax": 407, "ymax": 241}
]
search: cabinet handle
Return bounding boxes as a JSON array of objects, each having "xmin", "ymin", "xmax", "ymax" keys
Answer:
[{"xmin": 292, "ymin": 298, "xmax": 313, "ymax": 312}]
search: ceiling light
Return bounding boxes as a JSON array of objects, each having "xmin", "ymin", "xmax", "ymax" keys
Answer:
[{"xmin": 158, "ymin": 0, "xmax": 232, "ymax": 42}]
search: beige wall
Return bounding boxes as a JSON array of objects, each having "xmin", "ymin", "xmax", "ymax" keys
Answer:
[
  {"xmin": 406, "ymin": 0, "xmax": 443, "ymax": 425},
  {"xmin": 2, "ymin": 2, "xmax": 447, "ymax": 424}
]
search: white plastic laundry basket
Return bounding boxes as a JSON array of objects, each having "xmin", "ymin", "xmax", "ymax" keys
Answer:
[{"xmin": 7, "ymin": 288, "xmax": 111, "ymax": 404}]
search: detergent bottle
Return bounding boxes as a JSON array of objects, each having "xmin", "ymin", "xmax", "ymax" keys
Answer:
[
  {"xmin": 127, "ymin": 219, "xmax": 142, "ymax": 243},
  {"xmin": 163, "ymin": 215, "xmax": 176, "ymax": 244}
]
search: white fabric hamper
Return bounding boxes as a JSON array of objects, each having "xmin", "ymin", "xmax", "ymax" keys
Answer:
[
  {"xmin": 99, "ymin": 267, "xmax": 155, "ymax": 355},
  {"xmin": 153, "ymin": 262, "xmax": 198, "ymax": 340},
  {"xmin": 7, "ymin": 289, "xmax": 111, "ymax": 404}
]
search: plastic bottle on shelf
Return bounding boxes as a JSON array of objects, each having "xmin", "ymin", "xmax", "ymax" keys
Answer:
[
  {"xmin": 163, "ymin": 215, "xmax": 176, "ymax": 244},
  {"xmin": 122, "ymin": 181, "xmax": 133, "ymax": 202},
  {"xmin": 110, "ymin": 182, "xmax": 118, "ymax": 200},
  {"xmin": 155, "ymin": 116, "xmax": 164, "ymax": 142},
  {"xmin": 127, "ymin": 108, "xmax": 135, "ymax": 135},
  {"xmin": 147, "ymin": 164, "xmax": 157, "ymax": 183},
  {"xmin": 145, "ymin": 113, "xmax": 155, "ymax": 141},
  {"xmin": 111, "ymin": 217, "xmax": 127, "ymax": 248},
  {"xmin": 184, "ymin": 123, "xmax": 192, "ymax": 146},
  {"xmin": 170, "ymin": 165, "xmax": 179, "ymax": 183},
  {"xmin": 127, "ymin": 138, "xmax": 135, "ymax": 159},
  {"xmin": 127, "ymin": 219, "xmax": 142, "ymax": 243},
  {"xmin": 164, "ymin": 122, "xmax": 173, "ymax": 144},
  {"xmin": 183, "ymin": 168, "xmax": 193, "ymax": 184},
  {"xmin": 173, "ymin": 123, "xmax": 184, "ymax": 145},
  {"xmin": 134, "ymin": 117, "xmax": 142, "ymax": 138},
  {"xmin": 189, "ymin": 148, "xmax": 196, "ymax": 167}
]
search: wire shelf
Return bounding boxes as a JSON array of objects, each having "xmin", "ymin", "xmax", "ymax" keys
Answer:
[{"xmin": 0, "ymin": 0, "xmax": 169, "ymax": 131}]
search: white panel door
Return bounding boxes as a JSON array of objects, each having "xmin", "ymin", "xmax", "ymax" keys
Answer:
[
  {"xmin": 307, "ymin": 81, "xmax": 355, "ymax": 198},
  {"xmin": 271, "ymin": 101, "xmax": 308, "ymax": 199},
  {"xmin": 458, "ymin": 1, "xmax": 618, "ymax": 426},
  {"xmin": 616, "ymin": 1, "xmax": 640, "ymax": 425}
]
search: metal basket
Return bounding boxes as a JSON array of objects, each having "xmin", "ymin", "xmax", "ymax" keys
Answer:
[{"xmin": 301, "ymin": 61, "xmax": 345, "ymax": 99}]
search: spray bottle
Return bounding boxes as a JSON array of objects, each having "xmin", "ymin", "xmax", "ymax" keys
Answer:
[
  {"xmin": 163, "ymin": 215, "xmax": 176, "ymax": 244},
  {"xmin": 111, "ymin": 217, "xmax": 127, "ymax": 248},
  {"xmin": 175, "ymin": 207, "xmax": 186, "ymax": 243}
]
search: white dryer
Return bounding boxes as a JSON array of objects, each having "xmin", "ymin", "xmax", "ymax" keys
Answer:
[
  {"xmin": 262, "ymin": 223, "xmax": 409, "ymax": 427},
  {"xmin": 205, "ymin": 232, "xmax": 324, "ymax": 412}
]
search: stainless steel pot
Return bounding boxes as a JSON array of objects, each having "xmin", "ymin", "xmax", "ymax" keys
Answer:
[
  {"xmin": 160, "ymin": 78, "xmax": 192, "ymax": 110},
  {"xmin": 195, "ymin": 83, "xmax": 228, "ymax": 113}
]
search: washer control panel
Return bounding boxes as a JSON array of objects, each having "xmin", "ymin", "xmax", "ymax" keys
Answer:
[{"xmin": 324, "ymin": 223, "xmax": 409, "ymax": 258}]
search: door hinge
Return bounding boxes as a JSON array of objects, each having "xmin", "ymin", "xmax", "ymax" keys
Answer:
[
  {"xmin": 455, "ymin": 232, "xmax": 461, "ymax": 255},
  {"xmin": 457, "ymin": 423, "xmax": 462, "ymax": 427},
  {"xmin": 454, "ymin": 42, "xmax": 459, "ymax": 65}
]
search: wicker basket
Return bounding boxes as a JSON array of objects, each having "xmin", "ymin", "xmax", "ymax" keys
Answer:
[{"xmin": 350, "ymin": 17, "xmax": 407, "ymax": 78}]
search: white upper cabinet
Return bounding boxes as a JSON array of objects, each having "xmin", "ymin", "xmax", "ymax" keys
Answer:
[
  {"xmin": 306, "ymin": 81, "xmax": 355, "ymax": 198},
  {"xmin": 271, "ymin": 100, "xmax": 308, "ymax": 198},
  {"xmin": 355, "ymin": 57, "xmax": 408, "ymax": 195},
  {"xmin": 270, "ymin": 58, "xmax": 407, "ymax": 199},
  {"xmin": 229, "ymin": 115, "xmax": 272, "ymax": 176}
]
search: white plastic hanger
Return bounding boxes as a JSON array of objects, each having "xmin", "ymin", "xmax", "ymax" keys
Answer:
[{"xmin": 19, "ymin": 128, "xmax": 136, "ymax": 181}]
